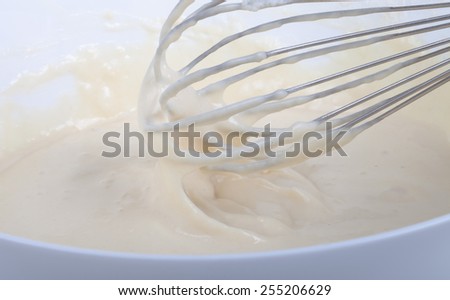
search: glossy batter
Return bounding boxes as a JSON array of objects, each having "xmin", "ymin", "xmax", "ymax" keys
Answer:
[{"xmin": 0, "ymin": 11, "xmax": 449, "ymax": 254}]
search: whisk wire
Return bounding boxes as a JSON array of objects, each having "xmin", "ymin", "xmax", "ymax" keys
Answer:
[{"xmin": 140, "ymin": 1, "xmax": 450, "ymax": 171}]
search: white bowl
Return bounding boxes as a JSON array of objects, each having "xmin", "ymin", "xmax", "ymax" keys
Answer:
[
  {"xmin": 1, "ymin": 0, "xmax": 449, "ymax": 279},
  {"xmin": 1, "ymin": 214, "xmax": 450, "ymax": 279}
]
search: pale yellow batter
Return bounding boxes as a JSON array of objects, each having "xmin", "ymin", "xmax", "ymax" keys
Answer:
[{"xmin": 0, "ymin": 10, "xmax": 449, "ymax": 254}]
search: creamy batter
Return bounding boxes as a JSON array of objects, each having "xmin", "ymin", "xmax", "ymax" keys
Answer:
[{"xmin": 0, "ymin": 5, "xmax": 449, "ymax": 254}]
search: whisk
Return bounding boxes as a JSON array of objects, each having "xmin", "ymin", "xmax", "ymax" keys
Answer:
[{"xmin": 138, "ymin": 0, "xmax": 450, "ymax": 172}]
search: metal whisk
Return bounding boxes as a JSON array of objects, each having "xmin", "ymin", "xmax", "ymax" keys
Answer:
[{"xmin": 139, "ymin": 0, "xmax": 450, "ymax": 172}]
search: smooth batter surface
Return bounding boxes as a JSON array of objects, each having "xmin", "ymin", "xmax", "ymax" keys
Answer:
[{"xmin": 0, "ymin": 7, "xmax": 449, "ymax": 254}]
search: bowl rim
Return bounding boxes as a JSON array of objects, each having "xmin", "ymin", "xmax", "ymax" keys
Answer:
[{"xmin": 1, "ymin": 212, "xmax": 449, "ymax": 261}]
